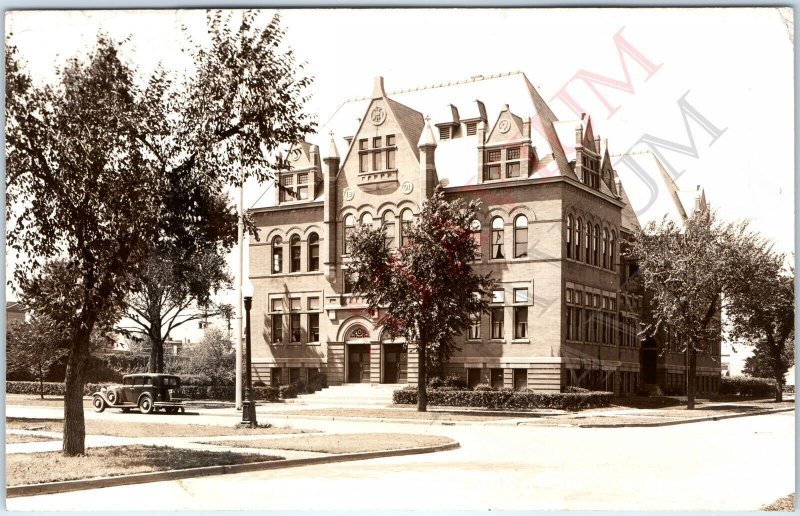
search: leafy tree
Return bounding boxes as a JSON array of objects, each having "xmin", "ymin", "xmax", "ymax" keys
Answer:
[
  {"xmin": 727, "ymin": 247, "xmax": 794, "ymax": 401},
  {"xmin": 6, "ymin": 11, "xmax": 313, "ymax": 455},
  {"xmin": 628, "ymin": 211, "xmax": 756, "ymax": 409},
  {"xmin": 6, "ymin": 317, "xmax": 69, "ymax": 398},
  {"xmin": 184, "ymin": 327, "xmax": 235, "ymax": 386},
  {"xmin": 348, "ymin": 188, "xmax": 495, "ymax": 411},
  {"xmin": 118, "ymin": 249, "xmax": 232, "ymax": 373}
]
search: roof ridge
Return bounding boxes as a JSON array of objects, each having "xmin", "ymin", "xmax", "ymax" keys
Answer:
[{"xmin": 340, "ymin": 71, "xmax": 526, "ymax": 103}]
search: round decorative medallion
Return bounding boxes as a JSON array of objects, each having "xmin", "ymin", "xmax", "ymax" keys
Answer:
[
  {"xmin": 470, "ymin": 219, "xmax": 481, "ymax": 231},
  {"xmin": 344, "ymin": 187, "xmax": 355, "ymax": 201},
  {"xmin": 370, "ymin": 106, "xmax": 387, "ymax": 126},
  {"xmin": 401, "ymin": 181, "xmax": 414, "ymax": 194},
  {"xmin": 289, "ymin": 148, "xmax": 302, "ymax": 161},
  {"xmin": 349, "ymin": 326, "xmax": 369, "ymax": 340},
  {"xmin": 498, "ymin": 119, "xmax": 511, "ymax": 134}
]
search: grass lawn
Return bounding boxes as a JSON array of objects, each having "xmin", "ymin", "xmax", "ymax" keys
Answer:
[
  {"xmin": 6, "ymin": 445, "xmax": 280, "ymax": 487},
  {"xmin": 762, "ymin": 493, "xmax": 795, "ymax": 511},
  {"xmin": 201, "ymin": 433, "xmax": 454, "ymax": 454},
  {"xmin": 263, "ymin": 407, "xmax": 522, "ymax": 421},
  {"xmin": 7, "ymin": 417, "xmax": 311, "ymax": 438},
  {"xmin": 5, "ymin": 395, "xmax": 93, "ymax": 408},
  {"xmin": 6, "ymin": 434, "xmax": 60, "ymax": 444}
]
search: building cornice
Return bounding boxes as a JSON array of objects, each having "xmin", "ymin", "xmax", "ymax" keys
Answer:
[{"xmin": 249, "ymin": 200, "xmax": 324, "ymax": 214}]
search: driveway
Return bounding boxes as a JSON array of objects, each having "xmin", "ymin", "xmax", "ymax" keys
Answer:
[{"xmin": 6, "ymin": 410, "xmax": 794, "ymax": 511}]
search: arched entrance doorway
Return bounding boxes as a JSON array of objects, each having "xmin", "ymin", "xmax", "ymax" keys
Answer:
[{"xmin": 346, "ymin": 325, "xmax": 371, "ymax": 383}]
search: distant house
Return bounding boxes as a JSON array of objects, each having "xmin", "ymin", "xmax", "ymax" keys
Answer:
[{"xmin": 6, "ymin": 301, "xmax": 26, "ymax": 325}]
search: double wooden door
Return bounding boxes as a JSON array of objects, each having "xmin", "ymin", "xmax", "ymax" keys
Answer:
[{"xmin": 347, "ymin": 344, "xmax": 371, "ymax": 383}]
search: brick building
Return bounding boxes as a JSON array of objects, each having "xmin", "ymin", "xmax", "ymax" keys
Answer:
[{"xmin": 247, "ymin": 72, "xmax": 720, "ymax": 395}]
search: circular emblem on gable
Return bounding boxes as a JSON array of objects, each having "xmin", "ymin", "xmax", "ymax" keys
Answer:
[
  {"xmin": 344, "ymin": 187, "xmax": 355, "ymax": 201},
  {"xmin": 401, "ymin": 181, "xmax": 413, "ymax": 195},
  {"xmin": 370, "ymin": 106, "xmax": 387, "ymax": 126},
  {"xmin": 289, "ymin": 149, "xmax": 302, "ymax": 161},
  {"xmin": 498, "ymin": 119, "xmax": 511, "ymax": 134}
]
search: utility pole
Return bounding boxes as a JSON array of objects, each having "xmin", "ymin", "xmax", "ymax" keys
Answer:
[{"xmin": 234, "ymin": 181, "xmax": 243, "ymax": 410}]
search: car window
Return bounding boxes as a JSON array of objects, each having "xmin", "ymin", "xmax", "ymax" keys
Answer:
[
  {"xmin": 123, "ymin": 377, "xmax": 132, "ymax": 386},
  {"xmin": 134, "ymin": 377, "xmax": 144, "ymax": 386},
  {"xmin": 164, "ymin": 377, "xmax": 178, "ymax": 387}
]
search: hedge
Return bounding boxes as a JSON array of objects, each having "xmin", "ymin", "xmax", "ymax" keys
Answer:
[
  {"xmin": 6, "ymin": 381, "xmax": 280, "ymax": 402},
  {"xmin": 392, "ymin": 387, "xmax": 612, "ymax": 411},
  {"xmin": 719, "ymin": 376, "xmax": 777, "ymax": 397}
]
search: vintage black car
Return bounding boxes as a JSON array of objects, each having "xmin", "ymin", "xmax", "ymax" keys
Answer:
[{"xmin": 92, "ymin": 373, "xmax": 188, "ymax": 414}]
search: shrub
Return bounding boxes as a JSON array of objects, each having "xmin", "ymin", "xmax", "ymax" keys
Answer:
[
  {"xmin": 253, "ymin": 386, "xmax": 280, "ymax": 402},
  {"xmin": 392, "ymin": 387, "xmax": 612, "ymax": 411},
  {"xmin": 279, "ymin": 385, "xmax": 298, "ymax": 399},
  {"xmin": 427, "ymin": 376, "xmax": 445, "ymax": 389},
  {"xmin": 563, "ymin": 386, "xmax": 589, "ymax": 393},
  {"xmin": 443, "ymin": 373, "xmax": 468, "ymax": 390},
  {"xmin": 474, "ymin": 384, "xmax": 493, "ymax": 392},
  {"xmin": 720, "ymin": 376, "xmax": 776, "ymax": 397},
  {"xmin": 307, "ymin": 371, "xmax": 327, "ymax": 392}
]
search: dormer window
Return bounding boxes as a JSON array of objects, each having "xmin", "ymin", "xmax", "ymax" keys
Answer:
[
  {"xmin": 581, "ymin": 155, "xmax": 600, "ymax": 189},
  {"xmin": 484, "ymin": 149, "xmax": 501, "ymax": 181},
  {"xmin": 466, "ymin": 122, "xmax": 478, "ymax": 136},
  {"xmin": 279, "ymin": 172, "xmax": 312, "ymax": 202},
  {"xmin": 439, "ymin": 126, "xmax": 451, "ymax": 140}
]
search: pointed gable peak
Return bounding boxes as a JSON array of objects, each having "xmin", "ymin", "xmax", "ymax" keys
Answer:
[{"xmin": 372, "ymin": 76, "xmax": 386, "ymax": 99}]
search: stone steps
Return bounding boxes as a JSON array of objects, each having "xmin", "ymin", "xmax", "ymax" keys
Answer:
[{"xmin": 284, "ymin": 384, "xmax": 401, "ymax": 406}]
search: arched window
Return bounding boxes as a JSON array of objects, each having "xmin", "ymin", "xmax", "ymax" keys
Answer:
[
  {"xmin": 400, "ymin": 209, "xmax": 413, "ymax": 247},
  {"xmin": 361, "ymin": 213, "xmax": 374, "ymax": 228},
  {"xmin": 593, "ymin": 224, "xmax": 600, "ymax": 266},
  {"xmin": 290, "ymin": 235, "xmax": 301, "ymax": 272},
  {"xmin": 584, "ymin": 223, "xmax": 591, "ymax": 264},
  {"xmin": 566, "ymin": 215, "xmax": 573, "ymax": 259},
  {"xmin": 343, "ymin": 215, "xmax": 355, "ymax": 255},
  {"xmin": 602, "ymin": 228, "xmax": 609, "ymax": 269},
  {"xmin": 382, "ymin": 212, "xmax": 395, "ymax": 249},
  {"xmin": 470, "ymin": 219, "xmax": 482, "ymax": 259},
  {"xmin": 575, "ymin": 218, "xmax": 582, "ymax": 261},
  {"xmin": 514, "ymin": 215, "xmax": 528, "ymax": 258},
  {"xmin": 609, "ymin": 231, "xmax": 616, "ymax": 271},
  {"xmin": 491, "ymin": 217, "xmax": 505, "ymax": 259},
  {"xmin": 271, "ymin": 236, "xmax": 283, "ymax": 274},
  {"xmin": 308, "ymin": 233, "xmax": 320, "ymax": 271}
]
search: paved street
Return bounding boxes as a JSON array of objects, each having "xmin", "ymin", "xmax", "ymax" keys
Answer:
[{"xmin": 6, "ymin": 408, "xmax": 794, "ymax": 511}]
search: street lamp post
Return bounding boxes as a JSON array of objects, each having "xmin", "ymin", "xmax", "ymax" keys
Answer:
[{"xmin": 240, "ymin": 284, "xmax": 257, "ymax": 427}]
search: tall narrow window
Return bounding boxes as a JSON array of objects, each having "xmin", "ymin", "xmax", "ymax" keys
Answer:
[
  {"xmin": 575, "ymin": 218, "xmax": 582, "ymax": 261},
  {"xmin": 344, "ymin": 269, "xmax": 356, "ymax": 294},
  {"xmin": 491, "ymin": 217, "xmax": 505, "ymax": 259},
  {"xmin": 491, "ymin": 308, "xmax": 504, "ymax": 339},
  {"xmin": 308, "ymin": 233, "xmax": 320, "ymax": 271},
  {"xmin": 290, "ymin": 313, "xmax": 301, "ymax": 343},
  {"xmin": 484, "ymin": 149, "xmax": 501, "ymax": 181},
  {"xmin": 343, "ymin": 215, "xmax": 355, "ymax": 255},
  {"xmin": 359, "ymin": 139, "xmax": 368, "ymax": 173},
  {"xmin": 272, "ymin": 236, "xmax": 283, "ymax": 274},
  {"xmin": 372, "ymin": 137, "xmax": 382, "ymax": 170},
  {"xmin": 566, "ymin": 215, "xmax": 573, "ymax": 259},
  {"xmin": 469, "ymin": 312, "xmax": 480, "ymax": 340},
  {"xmin": 383, "ymin": 212, "xmax": 395, "ymax": 249},
  {"xmin": 594, "ymin": 224, "xmax": 600, "ymax": 266},
  {"xmin": 271, "ymin": 315, "xmax": 282, "ymax": 343},
  {"xmin": 602, "ymin": 228, "xmax": 609, "ymax": 269},
  {"xmin": 290, "ymin": 235, "xmax": 301, "ymax": 272},
  {"xmin": 609, "ymin": 231, "xmax": 616, "ymax": 271},
  {"xmin": 386, "ymin": 135, "xmax": 396, "ymax": 169},
  {"xmin": 280, "ymin": 175, "xmax": 294, "ymax": 202},
  {"xmin": 470, "ymin": 219, "xmax": 482, "ymax": 259},
  {"xmin": 514, "ymin": 215, "xmax": 528, "ymax": 258},
  {"xmin": 514, "ymin": 306, "xmax": 528, "ymax": 339},
  {"xmin": 308, "ymin": 313, "xmax": 320, "ymax": 342},
  {"xmin": 585, "ymin": 224, "xmax": 591, "ymax": 264},
  {"xmin": 297, "ymin": 173, "xmax": 309, "ymax": 200},
  {"xmin": 400, "ymin": 209, "xmax": 413, "ymax": 247}
]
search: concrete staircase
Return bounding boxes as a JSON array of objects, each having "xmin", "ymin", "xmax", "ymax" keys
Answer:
[
  {"xmin": 284, "ymin": 383, "xmax": 400, "ymax": 407},
  {"xmin": 641, "ymin": 383, "xmax": 664, "ymax": 396}
]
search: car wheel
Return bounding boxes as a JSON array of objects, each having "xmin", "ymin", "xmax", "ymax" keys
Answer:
[
  {"xmin": 138, "ymin": 394, "xmax": 154, "ymax": 414},
  {"xmin": 106, "ymin": 391, "xmax": 117, "ymax": 405},
  {"xmin": 92, "ymin": 396, "xmax": 106, "ymax": 413}
]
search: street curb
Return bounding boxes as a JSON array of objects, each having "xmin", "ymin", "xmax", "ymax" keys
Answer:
[
  {"xmin": 575, "ymin": 407, "xmax": 795, "ymax": 428},
  {"xmin": 6, "ymin": 441, "xmax": 460, "ymax": 498}
]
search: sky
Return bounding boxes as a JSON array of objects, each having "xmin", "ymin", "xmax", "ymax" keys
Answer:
[{"xmin": 5, "ymin": 8, "xmax": 795, "ymax": 338}]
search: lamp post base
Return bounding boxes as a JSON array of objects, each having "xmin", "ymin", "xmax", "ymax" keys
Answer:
[{"xmin": 239, "ymin": 400, "xmax": 258, "ymax": 428}]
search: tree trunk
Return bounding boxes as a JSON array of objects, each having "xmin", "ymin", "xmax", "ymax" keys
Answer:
[
  {"xmin": 63, "ymin": 331, "xmax": 90, "ymax": 456},
  {"xmin": 775, "ymin": 375, "xmax": 783, "ymax": 402},
  {"xmin": 417, "ymin": 342, "xmax": 427, "ymax": 412},
  {"xmin": 148, "ymin": 333, "xmax": 165, "ymax": 373},
  {"xmin": 686, "ymin": 345, "xmax": 697, "ymax": 410}
]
